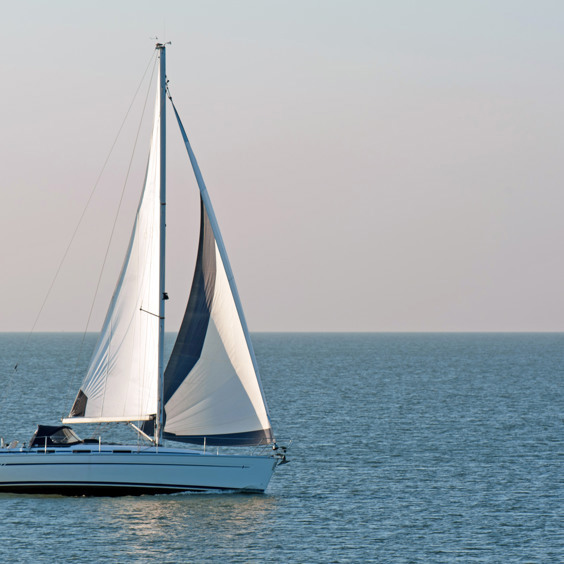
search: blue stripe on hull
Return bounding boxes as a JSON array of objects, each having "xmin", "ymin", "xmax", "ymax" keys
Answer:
[
  {"xmin": 0, "ymin": 482, "xmax": 263, "ymax": 496},
  {"xmin": 2, "ymin": 461, "xmax": 250, "ymax": 469}
]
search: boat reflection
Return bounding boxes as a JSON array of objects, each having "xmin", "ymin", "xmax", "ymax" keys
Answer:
[{"xmin": 100, "ymin": 493, "xmax": 278, "ymax": 550}]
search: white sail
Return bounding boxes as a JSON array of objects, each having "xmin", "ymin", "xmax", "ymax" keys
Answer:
[
  {"xmin": 65, "ymin": 62, "xmax": 163, "ymax": 424},
  {"xmin": 159, "ymin": 104, "xmax": 273, "ymax": 446}
]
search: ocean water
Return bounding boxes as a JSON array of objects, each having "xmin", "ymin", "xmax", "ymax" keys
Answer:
[{"xmin": 0, "ymin": 332, "xmax": 562, "ymax": 563}]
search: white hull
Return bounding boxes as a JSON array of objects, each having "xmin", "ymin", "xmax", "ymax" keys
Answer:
[{"xmin": 0, "ymin": 446, "xmax": 278, "ymax": 495}]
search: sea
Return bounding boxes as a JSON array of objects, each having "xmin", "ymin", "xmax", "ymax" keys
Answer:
[{"xmin": 0, "ymin": 332, "xmax": 561, "ymax": 563}]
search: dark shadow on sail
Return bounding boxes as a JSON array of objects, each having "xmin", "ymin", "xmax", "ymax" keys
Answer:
[
  {"xmin": 164, "ymin": 199, "xmax": 215, "ymax": 401},
  {"xmin": 163, "ymin": 429, "xmax": 274, "ymax": 447}
]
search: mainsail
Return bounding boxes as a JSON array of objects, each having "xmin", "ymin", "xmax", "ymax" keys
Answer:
[{"xmin": 66, "ymin": 64, "xmax": 163, "ymax": 424}]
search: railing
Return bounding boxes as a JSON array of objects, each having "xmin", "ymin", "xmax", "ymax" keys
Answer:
[{"xmin": 0, "ymin": 435, "xmax": 293, "ymax": 461}]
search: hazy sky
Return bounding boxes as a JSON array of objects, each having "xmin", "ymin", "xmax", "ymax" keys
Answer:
[{"xmin": 2, "ymin": 1, "xmax": 564, "ymax": 332}]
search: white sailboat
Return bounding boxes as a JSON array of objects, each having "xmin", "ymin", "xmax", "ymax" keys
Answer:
[{"xmin": 0, "ymin": 43, "xmax": 286, "ymax": 495}]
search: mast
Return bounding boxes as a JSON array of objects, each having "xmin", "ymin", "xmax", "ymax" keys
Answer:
[{"xmin": 155, "ymin": 42, "xmax": 167, "ymax": 445}]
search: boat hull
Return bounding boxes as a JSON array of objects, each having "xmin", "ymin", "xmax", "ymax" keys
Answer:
[{"xmin": 0, "ymin": 447, "xmax": 278, "ymax": 496}]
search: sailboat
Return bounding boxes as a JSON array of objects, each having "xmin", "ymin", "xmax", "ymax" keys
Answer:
[{"xmin": 0, "ymin": 43, "xmax": 286, "ymax": 495}]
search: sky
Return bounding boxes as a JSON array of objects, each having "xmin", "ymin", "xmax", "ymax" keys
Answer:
[{"xmin": 2, "ymin": 1, "xmax": 564, "ymax": 332}]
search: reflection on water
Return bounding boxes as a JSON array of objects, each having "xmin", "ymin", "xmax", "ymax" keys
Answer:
[
  {"xmin": 109, "ymin": 493, "xmax": 277, "ymax": 538},
  {"xmin": 0, "ymin": 493, "xmax": 279, "ymax": 562},
  {"xmin": 96, "ymin": 494, "xmax": 278, "ymax": 561}
]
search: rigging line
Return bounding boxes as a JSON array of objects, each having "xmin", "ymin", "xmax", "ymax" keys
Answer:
[
  {"xmin": 72, "ymin": 54, "xmax": 159, "ymax": 389},
  {"xmin": 12, "ymin": 50, "xmax": 157, "ymax": 377}
]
